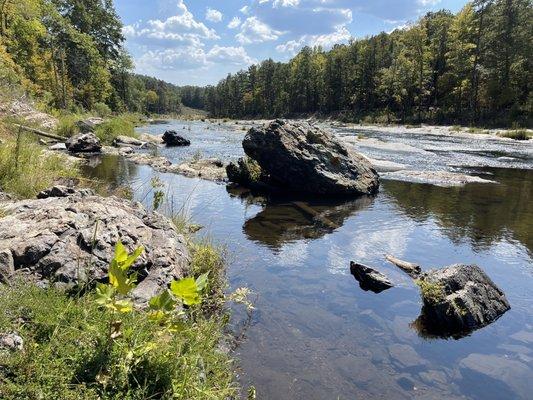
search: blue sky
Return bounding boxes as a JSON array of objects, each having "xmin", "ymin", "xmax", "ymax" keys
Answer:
[{"xmin": 115, "ymin": 0, "xmax": 468, "ymax": 86}]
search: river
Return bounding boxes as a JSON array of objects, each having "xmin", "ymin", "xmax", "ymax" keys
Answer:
[{"xmin": 83, "ymin": 120, "xmax": 533, "ymax": 400}]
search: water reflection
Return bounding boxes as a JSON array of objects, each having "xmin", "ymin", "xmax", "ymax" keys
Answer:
[
  {"xmin": 230, "ymin": 191, "xmax": 374, "ymax": 248},
  {"xmin": 383, "ymin": 168, "xmax": 533, "ymax": 254}
]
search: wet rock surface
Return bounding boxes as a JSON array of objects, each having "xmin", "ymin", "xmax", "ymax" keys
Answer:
[
  {"xmin": 0, "ymin": 186, "xmax": 190, "ymax": 303},
  {"xmin": 350, "ymin": 262, "xmax": 394, "ymax": 293},
  {"xmin": 416, "ymin": 264, "xmax": 510, "ymax": 336},
  {"xmin": 171, "ymin": 158, "xmax": 227, "ymax": 181},
  {"xmin": 66, "ymin": 132, "xmax": 102, "ymax": 153},
  {"xmin": 163, "ymin": 130, "xmax": 191, "ymax": 147},
  {"xmin": 239, "ymin": 120, "xmax": 380, "ymax": 195}
]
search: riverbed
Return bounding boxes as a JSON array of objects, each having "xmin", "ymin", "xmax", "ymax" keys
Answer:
[{"xmin": 83, "ymin": 120, "xmax": 533, "ymax": 400}]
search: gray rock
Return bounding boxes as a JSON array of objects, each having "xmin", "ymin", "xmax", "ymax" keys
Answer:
[
  {"xmin": 66, "ymin": 133, "xmax": 102, "ymax": 153},
  {"xmin": 37, "ymin": 185, "xmax": 93, "ymax": 199},
  {"xmin": 169, "ymin": 158, "xmax": 227, "ymax": 181},
  {"xmin": 49, "ymin": 143, "xmax": 67, "ymax": 151},
  {"xmin": 350, "ymin": 262, "xmax": 394, "ymax": 293},
  {"xmin": 241, "ymin": 120, "xmax": 380, "ymax": 195},
  {"xmin": 0, "ymin": 187, "xmax": 190, "ymax": 303},
  {"xmin": 417, "ymin": 264, "xmax": 510, "ymax": 335},
  {"xmin": 77, "ymin": 117, "xmax": 104, "ymax": 133},
  {"xmin": 0, "ymin": 249, "xmax": 14, "ymax": 283},
  {"xmin": 0, "ymin": 332, "xmax": 23, "ymax": 352},
  {"xmin": 112, "ymin": 135, "xmax": 145, "ymax": 148},
  {"xmin": 162, "ymin": 130, "xmax": 191, "ymax": 147}
]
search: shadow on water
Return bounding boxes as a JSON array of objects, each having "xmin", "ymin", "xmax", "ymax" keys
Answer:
[
  {"xmin": 227, "ymin": 187, "xmax": 375, "ymax": 249},
  {"xmin": 383, "ymin": 167, "xmax": 533, "ymax": 255}
]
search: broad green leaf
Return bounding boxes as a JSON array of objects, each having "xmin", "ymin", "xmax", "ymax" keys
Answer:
[
  {"xmin": 109, "ymin": 261, "xmax": 137, "ymax": 295},
  {"xmin": 95, "ymin": 283, "xmax": 115, "ymax": 306},
  {"xmin": 121, "ymin": 246, "xmax": 144, "ymax": 271},
  {"xmin": 196, "ymin": 273, "xmax": 209, "ymax": 292},
  {"xmin": 112, "ymin": 299, "xmax": 133, "ymax": 313},
  {"xmin": 149, "ymin": 290, "xmax": 176, "ymax": 312},
  {"xmin": 114, "ymin": 241, "xmax": 128, "ymax": 264},
  {"xmin": 170, "ymin": 277, "xmax": 200, "ymax": 306}
]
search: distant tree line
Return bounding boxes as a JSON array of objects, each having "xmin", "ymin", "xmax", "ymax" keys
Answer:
[
  {"xmin": 204, "ymin": 0, "xmax": 532, "ymax": 127},
  {"xmin": 0, "ymin": 0, "xmax": 182, "ymax": 115}
]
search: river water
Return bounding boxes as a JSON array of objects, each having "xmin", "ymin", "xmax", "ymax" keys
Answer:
[{"xmin": 83, "ymin": 120, "xmax": 532, "ymax": 400}]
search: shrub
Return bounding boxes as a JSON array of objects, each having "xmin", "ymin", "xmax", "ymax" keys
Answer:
[
  {"xmin": 94, "ymin": 116, "xmax": 137, "ymax": 144},
  {"xmin": 0, "ymin": 135, "xmax": 79, "ymax": 198},
  {"xmin": 499, "ymin": 130, "xmax": 530, "ymax": 141},
  {"xmin": 93, "ymin": 102, "xmax": 112, "ymax": 118}
]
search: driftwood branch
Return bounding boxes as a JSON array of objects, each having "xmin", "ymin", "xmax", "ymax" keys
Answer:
[
  {"xmin": 385, "ymin": 254, "xmax": 421, "ymax": 278},
  {"xmin": 292, "ymin": 201, "xmax": 339, "ymax": 229},
  {"xmin": 13, "ymin": 124, "xmax": 66, "ymax": 141}
]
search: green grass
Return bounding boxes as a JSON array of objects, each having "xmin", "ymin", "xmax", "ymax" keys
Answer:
[
  {"xmin": 0, "ymin": 282, "xmax": 237, "ymax": 400},
  {"xmin": 94, "ymin": 115, "xmax": 138, "ymax": 145},
  {"xmin": 55, "ymin": 113, "xmax": 82, "ymax": 138},
  {"xmin": 415, "ymin": 279, "xmax": 445, "ymax": 305},
  {"xmin": 499, "ymin": 129, "xmax": 530, "ymax": 141},
  {"xmin": 450, "ymin": 125, "xmax": 462, "ymax": 132},
  {"xmin": 0, "ymin": 135, "xmax": 79, "ymax": 198}
]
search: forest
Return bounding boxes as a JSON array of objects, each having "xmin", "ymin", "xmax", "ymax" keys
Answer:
[
  {"xmin": 0, "ymin": 0, "xmax": 183, "ymax": 115},
  {"xmin": 204, "ymin": 0, "xmax": 531, "ymax": 127}
]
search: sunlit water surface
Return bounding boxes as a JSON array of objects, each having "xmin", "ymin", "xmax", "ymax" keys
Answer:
[{"xmin": 83, "ymin": 120, "xmax": 533, "ymax": 400}]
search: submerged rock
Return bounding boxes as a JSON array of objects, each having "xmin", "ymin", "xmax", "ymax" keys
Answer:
[
  {"xmin": 66, "ymin": 132, "xmax": 102, "ymax": 153},
  {"xmin": 350, "ymin": 262, "xmax": 394, "ymax": 293},
  {"xmin": 0, "ymin": 186, "xmax": 190, "ymax": 303},
  {"xmin": 162, "ymin": 130, "xmax": 191, "ymax": 147},
  {"xmin": 170, "ymin": 158, "xmax": 227, "ymax": 181},
  {"xmin": 415, "ymin": 264, "xmax": 510, "ymax": 336},
  {"xmin": 239, "ymin": 120, "xmax": 379, "ymax": 195},
  {"xmin": 382, "ymin": 170, "xmax": 495, "ymax": 187}
]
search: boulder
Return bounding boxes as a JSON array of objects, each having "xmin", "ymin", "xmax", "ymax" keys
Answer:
[
  {"xmin": 66, "ymin": 133, "xmax": 102, "ymax": 153},
  {"xmin": 350, "ymin": 262, "xmax": 394, "ymax": 293},
  {"xmin": 240, "ymin": 120, "xmax": 379, "ymax": 195},
  {"xmin": 0, "ymin": 186, "xmax": 190, "ymax": 303},
  {"xmin": 416, "ymin": 264, "xmax": 510, "ymax": 335},
  {"xmin": 77, "ymin": 117, "xmax": 104, "ymax": 133},
  {"xmin": 49, "ymin": 143, "xmax": 67, "ymax": 151},
  {"xmin": 162, "ymin": 130, "xmax": 191, "ymax": 147},
  {"xmin": 0, "ymin": 332, "xmax": 23, "ymax": 352}
]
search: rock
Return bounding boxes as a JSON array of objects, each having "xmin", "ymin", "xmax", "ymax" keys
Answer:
[
  {"xmin": 350, "ymin": 262, "xmax": 394, "ymax": 293},
  {"xmin": 162, "ymin": 130, "xmax": 191, "ymax": 146},
  {"xmin": 66, "ymin": 133, "xmax": 102, "ymax": 153},
  {"xmin": 37, "ymin": 185, "xmax": 93, "ymax": 199},
  {"xmin": 388, "ymin": 344, "xmax": 428, "ymax": 369},
  {"xmin": 241, "ymin": 120, "xmax": 380, "ymax": 195},
  {"xmin": 416, "ymin": 264, "xmax": 510, "ymax": 336},
  {"xmin": 113, "ymin": 135, "xmax": 146, "ymax": 148},
  {"xmin": 0, "ymin": 249, "xmax": 14, "ymax": 283},
  {"xmin": 0, "ymin": 332, "xmax": 23, "ymax": 352},
  {"xmin": 76, "ymin": 117, "xmax": 104, "ymax": 133},
  {"xmin": 0, "ymin": 187, "xmax": 190, "ymax": 303},
  {"xmin": 381, "ymin": 170, "xmax": 495, "ymax": 187},
  {"xmin": 49, "ymin": 143, "xmax": 67, "ymax": 151},
  {"xmin": 0, "ymin": 191, "xmax": 13, "ymax": 201},
  {"xmin": 169, "ymin": 158, "xmax": 227, "ymax": 181}
]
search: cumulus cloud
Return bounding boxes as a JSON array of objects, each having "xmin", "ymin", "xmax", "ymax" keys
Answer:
[
  {"xmin": 205, "ymin": 7, "xmax": 223, "ymax": 22},
  {"xmin": 227, "ymin": 16, "xmax": 241, "ymax": 29},
  {"xmin": 276, "ymin": 26, "xmax": 351, "ymax": 54},
  {"xmin": 207, "ymin": 45, "xmax": 257, "ymax": 65},
  {"xmin": 236, "ymin": 17, "xmax": 284, "ymax": 44}
]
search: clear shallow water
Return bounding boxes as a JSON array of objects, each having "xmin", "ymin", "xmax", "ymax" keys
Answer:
[{"xmin": 84, "ymin": 121, "xmax": 533, "ymax": 400}]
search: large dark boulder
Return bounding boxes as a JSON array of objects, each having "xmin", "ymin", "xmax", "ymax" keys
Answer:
[
  {"xmin": 416, "ymin": 264, "xmax": 510, "ymax": 336},
  {"xmin": 0, "ymin": 186, "xmax": 190, "ymax": 303},
  {"xmin": 240, "ymin": 120, "xmax": 379, "ymax": 195},
  {"xmin": 76, "ymin": 117, "xmax": 104, "ymax": 133},
  {"xmin": 65, "ymin": 133, "xmax": 102, "ymax": 153},
  {"xmin": 162, "ymin": 130, "xmax": 191, "ymax": 147}
]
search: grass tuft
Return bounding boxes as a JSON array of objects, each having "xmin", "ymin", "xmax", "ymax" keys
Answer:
[
  {"xmin": 416, "ymin": 279, "xmax": 445, "ymax": 305},
  {"xmin": 499, "ymin": 130, "xmax": 530, "ymax": 141},
  {"xmin": 0, "ymin": 135, "xmax": 79, "ymax": 198}
]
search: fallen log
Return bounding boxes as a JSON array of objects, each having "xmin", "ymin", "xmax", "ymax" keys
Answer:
[
  {"xmin": 292, "ymin": 201, "xmax": 339, "ymax": 229},
  {"xmin": 385, "ymin": 255, "xmax": 421, "ymax": 278},
  {"xmin": 13, "ymin": 124, "xmax": 66, "ymax": 142}
]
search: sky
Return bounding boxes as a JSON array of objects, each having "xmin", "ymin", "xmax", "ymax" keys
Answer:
[{"xmin": 114, "ymin": 0, "xmax": 469, "ymax": 86}]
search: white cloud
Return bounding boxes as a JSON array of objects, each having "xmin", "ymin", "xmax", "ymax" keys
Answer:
[
  {"xmin": 273, "ymin": 0, "xmax": 301, "ymax": 7},
  {"xmin": 276, "ymin": 26, "xmax": 351, "ymax": 54},
  {"xmin": 240, "ymin": 5, "xmax": 250, "ymax": 15},
  {"xmin": 207, "ymin": 45, "xmax": 257, "ymax": 66},
  {"xmin": 205, "ymin": 7, "xmax": 223, "ymax": 23},
  {"xmin": 227, "ymin": 16, "xmax": 241, "ymax": 29},
  {"xmin": 236, "ymin": 17, "xmax": 284, "ymax": 44}
]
